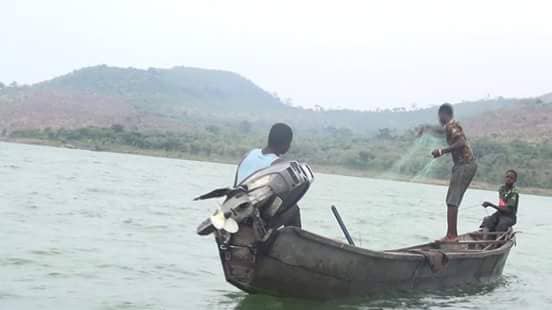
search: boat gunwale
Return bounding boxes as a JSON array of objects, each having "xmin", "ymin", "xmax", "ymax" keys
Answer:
[{"xmin": 276, "ymin": 227, "xmax": 515, "ymax": 261}]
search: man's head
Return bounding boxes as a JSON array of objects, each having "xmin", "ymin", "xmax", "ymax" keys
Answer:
[
  {"xmin": 268, "ymin": 123, "xmax": 293, "ymax": 155},
  {"xmin": 438, "ymin": 103, "xmax": 454, "ymax": 126},
  {"xmin": 505, "ymin": 169, "xmax": 518, "ymax": 187}
]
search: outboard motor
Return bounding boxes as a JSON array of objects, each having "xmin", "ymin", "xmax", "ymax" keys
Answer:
[
  {"xmin": 195, "ymin": 161, "xmax": 314, "ymax": 287},
  {"xmin": 196, "ymin": 161, "xmax": 314, "ymax": 237}
]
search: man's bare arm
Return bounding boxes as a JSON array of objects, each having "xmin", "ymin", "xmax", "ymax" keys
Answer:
[
  {"xmin": 482, "ymin": 201, "xmax": 514, "ymax": 215},
  {"xmin": 442, "ymin": 136, "xmax": 466, "ymax": 154},
  {"xmin": 432, "ymin": 136, "xmax": 466, "ymax": 158},
  {"xmin": 417, "ymin": 124, "xmax": 445, "ymax": 137},
  {"xmin": 496, "ymin": 206, "xmax": 513, "ymax": 215}
]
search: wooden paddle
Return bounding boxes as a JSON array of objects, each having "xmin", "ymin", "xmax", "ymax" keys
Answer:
[{"xmin": 331, "ymin": 205, "xmax": 355, "ymax": 246}]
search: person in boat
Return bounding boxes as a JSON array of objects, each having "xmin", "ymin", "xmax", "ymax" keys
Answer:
[
  {"xmin": 480, "ymin": 169, "xmax": 519, "ymax": 232},
  {"xmin": 417, "ymin": 103, "xmax": 477, "ymax": 242},
  {"xmin": 234, "ymin": 123, "xmax": 301, "ymax": 228}
]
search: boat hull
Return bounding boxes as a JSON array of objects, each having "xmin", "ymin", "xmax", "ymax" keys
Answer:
[{"xmin": 218, "ymin": 227, "xmax": 514, "ymax": 299}]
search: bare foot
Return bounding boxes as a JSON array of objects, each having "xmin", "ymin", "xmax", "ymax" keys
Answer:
[{"xmin": 436, "ymin": 235, "xmax": 459, "ymax": 243}]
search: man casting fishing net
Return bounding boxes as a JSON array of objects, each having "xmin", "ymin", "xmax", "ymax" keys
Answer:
[{"xmin": 418, "ymin": 103, "xmax": 478, "ymax": 242}]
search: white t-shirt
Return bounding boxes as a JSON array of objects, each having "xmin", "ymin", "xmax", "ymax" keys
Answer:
[{"xmin": 235, "ymin": 148, "xmax": 278, "ymax": 185}]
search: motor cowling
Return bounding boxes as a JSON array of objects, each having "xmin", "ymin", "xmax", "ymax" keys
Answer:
[{"xmin": 195, "ymin": 161, "xmax": 314, "ymax": 238}]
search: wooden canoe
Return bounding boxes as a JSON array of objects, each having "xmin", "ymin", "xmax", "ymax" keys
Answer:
[{"xmin": 216, "ymin": 227, "xmax": 515, "ymax": 299}]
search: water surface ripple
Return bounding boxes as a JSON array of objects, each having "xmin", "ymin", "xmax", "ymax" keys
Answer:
[{"xmin": 1, "ymin": 142, "xmax": 551, "ymax": 309}]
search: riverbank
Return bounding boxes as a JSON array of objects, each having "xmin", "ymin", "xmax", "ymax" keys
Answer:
[
  {"xmin": 310, "ymin": 163, "xmax": 552, "ymax": 197},
  {"xmin": 3, "ymin": 137, "xmax": 551, "ymax": 197}
]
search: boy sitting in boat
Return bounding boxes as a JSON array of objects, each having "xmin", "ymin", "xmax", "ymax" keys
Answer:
[
  {"xmin": 480, "ymin": 169, "xmax": 519, "ymax": 232},
  {"xmin": 234, "ymin": 123, "xmax": 301, "ymax": 228}
]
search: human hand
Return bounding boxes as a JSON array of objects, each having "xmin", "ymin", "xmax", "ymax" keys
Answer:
[
  {"xmin": 482, "ymin": 201, "xmax": 492, "ymax": 208},
  {"xmin": 431, "ymin": 149, "xmax": 443, "ymax": 158}
]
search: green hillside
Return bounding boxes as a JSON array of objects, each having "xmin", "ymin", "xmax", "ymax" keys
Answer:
[
  {"xmin": 38, "ymin": 65, "xmax": 286, "ymax": 115},
  {"xmin": 1, "ymin": 65, "xmax": 551, "ymax": 193},
  {"xmin": 0, "ymin": 65, "xmax": 519, "ymax": 134}
]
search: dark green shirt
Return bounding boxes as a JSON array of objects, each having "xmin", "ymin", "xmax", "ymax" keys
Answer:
[{"xmin": 498, "ymin": 185, "xmax": 519, "ymax": 221}]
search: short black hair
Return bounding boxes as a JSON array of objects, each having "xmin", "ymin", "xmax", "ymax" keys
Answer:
[
  {"xmin": 268, "ymin": 123, "xmax": 293, "ymax": 147},
  {"xmin": 438, "ymin": 103, "xmax": 454, "ymax": 117},
  {"xmin": 506, "ymin": 169, "xmax": 518, "ymax": 180}
]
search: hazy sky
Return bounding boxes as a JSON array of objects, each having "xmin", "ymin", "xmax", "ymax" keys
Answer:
[{"xmin": 2, "ymin": 0, "xmax": 552, "ymax": 110}]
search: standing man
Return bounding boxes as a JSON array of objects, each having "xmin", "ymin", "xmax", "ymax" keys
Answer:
[{"xmin": 418, "ymin": 103, "xmax": 477, "ymax": 242}]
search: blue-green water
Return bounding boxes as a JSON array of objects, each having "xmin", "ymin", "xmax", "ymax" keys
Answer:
[{"xmin": 1, "ymin": 142, "xmax": 551, "ymax": 309}]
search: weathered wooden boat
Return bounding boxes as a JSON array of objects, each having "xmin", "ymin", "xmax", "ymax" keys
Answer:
[{"xmin": 196, "ymin": 161, "xmax": 515, "ymax": 300}]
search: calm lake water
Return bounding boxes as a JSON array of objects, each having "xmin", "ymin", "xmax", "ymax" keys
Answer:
[{"xmin": 1, "ymin": 142, "xmax": 551, "ymax": 310}]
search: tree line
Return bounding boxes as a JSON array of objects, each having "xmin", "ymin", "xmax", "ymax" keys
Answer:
[{"xmin": 7, "ymin": 124, "xmax": 552, "ymax": 190}]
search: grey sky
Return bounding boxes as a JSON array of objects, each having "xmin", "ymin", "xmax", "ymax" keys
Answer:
[{"xmin": 2, "ymin": 0, "xmax": 552, "ymax": 110}]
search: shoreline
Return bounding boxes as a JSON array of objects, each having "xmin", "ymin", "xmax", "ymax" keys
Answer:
[
  {"xmin": 3, "ymin": 138, "xmax": 551, "ymax": 197},
  {"xmin": 310, "ymin": 164, "xmax": 552, "ymax": 197}
]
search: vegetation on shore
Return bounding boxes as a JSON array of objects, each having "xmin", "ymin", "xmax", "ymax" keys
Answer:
[
  {"xmin": 6, "ymin": 125, "xmax": 552, "ymax": 194},
  {"xmin": 2, "ymin": 65, "xmax": 551, "ymax": 195}
]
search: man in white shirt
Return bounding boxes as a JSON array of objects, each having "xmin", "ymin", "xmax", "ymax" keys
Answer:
[
  {"xmin": 234, "ymin": 123, "xmax": 293, "ymax": 185},
  {"xmin": 234, "ymin": 123, "xmax": 301, "ymax": 227}
]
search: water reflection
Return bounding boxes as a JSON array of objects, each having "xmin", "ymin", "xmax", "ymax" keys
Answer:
[{"xmin": 230, "ymin": 279, "xmax": 507, "ymax": 310}]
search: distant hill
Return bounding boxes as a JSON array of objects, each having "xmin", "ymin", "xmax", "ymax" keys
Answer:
[
  {"xmin": 465, "ymin": 100, "xmax": 552, "ymax": 143},
  {"xmin": 2, "ymin": 65, "xmax": 551, "ymax": 192},
  {"xmin": 37, "ymin": 65, "xmax": 285, "ymax": 112},
  {"xmin": 0, "ymin": 65, "xmax": 550, "ymax": 139},
  {"xmin": 0, "ymin": 65, "xmax": 288, "ymax": 132}
]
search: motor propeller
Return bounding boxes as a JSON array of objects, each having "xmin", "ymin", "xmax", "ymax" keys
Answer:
[{"xmin": 209, "ymin": 208, "xmax": 239, "ymax": 234}]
